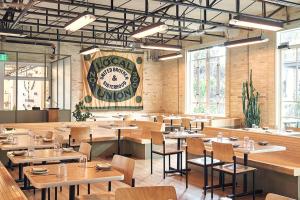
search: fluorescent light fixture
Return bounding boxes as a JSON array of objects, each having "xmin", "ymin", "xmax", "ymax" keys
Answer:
[
  {"xmin": 65, "ymin": 11, "xmax": 96, "ymax": 32},
  {"xmin": 229, "ymin": 15, "xmax": 283, "ymax": 31},
  {"xmin": 141, "ymin": 43, "xmax": 182, "ymax": 51},
  {"xmin": 131, "ymin": 22, "xmax": 168, "ymax": 38},
  {"xmin": 0, "ymin": 29, "xmax": 27, "ymax": 37},
  {"xmin": 80, "ymin": 46, "xmax": 99, "ymax": 55},
  {"xmin": 260, "ymin": 0, "xmax": 300, "ymax": 8},
  {"xmin": 158, "ymin": 53, "xmax": 183, "ymax": 61},
  {"xmin": 224, "ymin": 36, "xmax": 269, "ymax": 48}
]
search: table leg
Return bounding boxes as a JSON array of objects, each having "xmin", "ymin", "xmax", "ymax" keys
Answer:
[
  {"xmin": 117, "ymin": 129, "xmax": 121, "ymax": 155},
  {"xmin": 69, "ymin": 185, "xmax": 75, "ymax": 200},
  {"xmin": 201, "ymin": 122, "xmax": 204, "ymax": 131},
  {"xmin": 41, "ymin": 188, "xmax": 46, "ymax": 200},
  {"xmin": 171, "ymin": 119, "xmax": 173, "ymax": 131},
  {"xmin": 16, "ymin": 163, "xmax": 24, "ymax": 182},
  {"xmin": 243, "ymin": 154, "xmax": 248, "ymax": 192}
]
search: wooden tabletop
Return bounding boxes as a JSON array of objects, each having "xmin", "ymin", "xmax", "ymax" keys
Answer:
[
  {"xmin": 205, "ymin": 137, "xmax": 286, "ymax": 154},
  {"xmin": 24, "ymin": 162, "xmax": 124, "ymax": 189},
  {"xmin": 0, "ymin": 135, "xmax": 54, "ymax": 151},
  {"xmin": 165, "ymin": 132, "xmax": 205, "ymax": 139},
  {"xmin": 190, "ymin": 118, "xmax": 210, "ymax": 123},
  {"xmin": 163, "ymin": 116, "xmax": 182, "ymax": 120},
  {"xmin": 1, "ymin": 129, "xmax": 29, "ymax": 135},
  {"xmin": 7, "ymin": 149, "xmax": 83, "ymax": 164},
  {"xmin": 99, "ymin": 125, "xmax": 138, "ymax": 130},
  {"xmin": 0, "ymin": 162, "xmax": 27, "ymax": 200}
]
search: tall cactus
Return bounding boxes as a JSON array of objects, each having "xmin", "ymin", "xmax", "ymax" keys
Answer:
[{"xmin": 242, "ymin": 70, "xmax": 261, "ymax": 128}]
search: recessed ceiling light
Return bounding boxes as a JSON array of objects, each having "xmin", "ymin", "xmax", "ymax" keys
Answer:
[
  {"xmin": 158, "ymin": 53, "xmax": 183, "ymax": 61},
  {"xmin": 0, "ymin": 29, "xmax": 27, "ymax": 37},
  {"xmin": 79, "ymin": 46, "xmax": 99, "ymax": 55}
]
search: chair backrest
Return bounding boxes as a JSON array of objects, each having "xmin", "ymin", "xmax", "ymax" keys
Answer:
[
  {"xmin": 186, "ymin": 138, "xmax": 205, "ymax": 155},
  {"xmin": 212, "ymin": 142, "xmax": 234, "ymax": 162},
  {"xmin": 115, "ymin": 186, "xmax": 177, "ymax": 200},
  {"xmin": 79, "ymin": 142, "xmax": 92, "ymax": 161},
  {"xmin": 70, "ymin": 127, "xmax": 90, "ymax": 144},
  {"xmin": 265, "ymin": 193, "xmax": 295, "ymax": 200},
  {"xmin": 55, "ymin": 134, "xmax": 64, "ymax": 145},
  {"xmin": 181, "ymin": 118, "xmax": 191, "ymax": 130},
  {"xmin": 112, "ymin": 155, "xmax": 135, "ymax": 186},
  {"xmin": 172, "ymin": 119, "xmax": 182, "ymax": 126},
  {"xmin": 151, "ymin": 131, "xmax": 164, "ymax": 145},
  {"xmin": 156, "ymin": 115, "xmax": 164, "ymax": 123}
]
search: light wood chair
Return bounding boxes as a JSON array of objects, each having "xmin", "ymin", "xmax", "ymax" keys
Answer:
[
  {"xmin": 181, "ymin": 118, "xmax": 202, "ymax": 132},
  {"xmin": 156, "ymin": 115, "xmax": 164, "ymax": 123},
  {"xmin": 151, "ymin": 131, "xmax": 183, "ymax": 179},
  {"xmin": 115, "ymin": 186, "xmax": 177, "ymax": 200},
  {"xmin": 79, "ymin": 142, "xmax": 92, "ymax": 161},
  {"xmin": 211, "ymin": 142, "xmax": 257, "ymax": 200},
  {"xmin": 185, "ymin": 138, "xmax": 222, "ymax": 195},
  {"xmin": 76, "ymin": 155, "xmax": 135, "ymax": 200},
  {"xmin": 265, "ymin": 193, "xmax": 295, "ymax": 200},
  {"xmin": 69, "ymin": 127, "xmax": 92, "ymax": 147}
]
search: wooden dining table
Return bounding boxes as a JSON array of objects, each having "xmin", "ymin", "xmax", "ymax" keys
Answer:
[
  {"xmin": 99, "ymin": 124, "xmax": 138, "ymax": 155},
  {"xmin": 23, "ymin": 162, "xmax": 124, "ymax": 200},
  {"xmin": 164, "ymin": 131, "xmax": 206, "ymax": 174},
  {"xmin": 163, "ymin": 116, "xmax": 182, "ymax": 131},
  {"xmin": 204, "ymin": 137, "xmax": 286, "ymax": 197},
  {"xmin": 0, "ymin": 135, "xmax": 55, "ymax": 151},
  {"xmin": 7, "ymin": 148, "xmax": 83, "ymax": 186}
]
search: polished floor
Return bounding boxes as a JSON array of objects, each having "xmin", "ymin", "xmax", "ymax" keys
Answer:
[{"xmin": 10, "ymin": 156, "xmax": 265, "ymax": 200}]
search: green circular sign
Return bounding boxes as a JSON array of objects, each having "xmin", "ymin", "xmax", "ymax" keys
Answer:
[
  {"xmin": 87, "ymin": 55, "xmax": 140, "ymax": 102},
  {"xmin": 136, "ymin": 96, "xmax": 142, "ymax": 103},
  {"xmin": 84, "ymin": 95, "xmax": 92, "ymax": 103}
]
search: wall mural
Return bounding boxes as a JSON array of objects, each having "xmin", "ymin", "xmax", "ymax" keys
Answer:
[{"xmin": 82, "ymin": 51, "xmax": 143, "ymax": 110}]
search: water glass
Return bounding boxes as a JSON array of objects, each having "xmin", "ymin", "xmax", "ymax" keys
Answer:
[
  {"xmin": 249, "ymin": 140, "xmax": 255, "ymax": 151},
  {"xmin": 57, "ymin": 163, "xmax": 67, "ymax": 178},
  {"xmin": 79, "ymin": 155, "xmax": 88, "ymax": 168},
  {"xmin": 13, "ymin": 136, "xmax": 18, "ymax": 145},
  {"xmin": 217, "ymin": 132, "xmax": 223, "ymax": 142},
  {"xmin": 180, "ymin": 127, "xmax": 184, "ymax": 132},
  {"xmin": 252, "ymin": 124, "xmax": 256, "ymax": 128},
  {"xmin": 244, "ymin": 136, "xmax": 250, "ymax": 148}
]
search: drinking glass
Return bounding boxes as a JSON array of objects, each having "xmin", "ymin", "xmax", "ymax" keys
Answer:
[
  {"xmin": 13, "ymin": 136, "xmax": 18, "ymax": 145},
  {"xmin": 252, "ymin": 124, "xmax": 256, "ymax": 128},
  {"xmin": 249, "ymin": 140, "xmax": 255, "ymax": 151},
  {"xmin": 57, "ymin": 163, "xmax": 67, "ymax": 178},
  {"xmin": 244, "ymin": 136, "xmax": 250, "ymax": 148},
  {"xmin": 79, "ymin": 155, "xmax": 88, "ymax": 168},
  {"xmin": 180, "ymin": 126, "xmax": 184, "ymax": 132},
  {"xmin": 217, "ymin": 132, "xmax": 223, "ymax": 142}
]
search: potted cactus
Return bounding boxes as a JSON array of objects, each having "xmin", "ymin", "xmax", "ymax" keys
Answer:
[{"xmin": 242, "ymin": 70, "xmax": 261, "ymax": 128}]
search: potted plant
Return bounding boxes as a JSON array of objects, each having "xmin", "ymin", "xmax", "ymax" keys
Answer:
[
  {"xmin": 242, "ymin": 70, "xmax": 261, "ymax": 128},
  {"xmin": 72, "ymin": 101, "xmax": 92, "ymax": 121}
]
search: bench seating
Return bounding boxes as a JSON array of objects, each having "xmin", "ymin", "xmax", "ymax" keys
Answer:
[
  {"xmin": 203, "ymin": 126, "xmax": 300, "ymax": 176},
  {"xmin": 0, "ymin": 161, "xmax": 27, "ymax": 200}
]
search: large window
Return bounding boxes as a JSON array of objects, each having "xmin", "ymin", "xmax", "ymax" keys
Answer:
[
  {"xmin": 278, "ymin": 28, "xmax": 300, "ymax": 128},
  {"xmin": 186, "ymin": 46, "xmax": 226, "ymax": 115}
]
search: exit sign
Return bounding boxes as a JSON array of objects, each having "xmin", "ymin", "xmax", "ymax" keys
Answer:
[{"xmin": 0, "ymin": 53, "xmax": 7, "ymax": 61}]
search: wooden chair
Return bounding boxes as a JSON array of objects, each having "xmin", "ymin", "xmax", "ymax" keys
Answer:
[
  {"xmin": 115, "ymin": 186, "xmax": 177, "ymax": 200},
  {"xmin": 76, "ymin": 155, "xmax": 135, "ymax": 200},
  {"xmin": 185, "ymin": 138, "xmax": 222, "ymax": 195},
  {"xmin": 151, "ymin": 131, "xmax": 183, "ymax": 179},
  {"xmin": 79, "ymin": 142, "xmax": 92, "ymax": 161},
  {"xmin": 265, "ymin": 193, "xmax": 295, "ymax": 200},
  {"xmin": 156, "ymin": 115, "xmax": 164, "ymax": 123},
  {"xmin": 181, "ymin": 118, "xmax": 202, "ymax": 132},
  {"xmin": 211, "ymin": 142, "xmax": 256, "ymax": 200},
  {"xmin": 69, "ymin": 127, "xmax": 92, "ymax": 147}
]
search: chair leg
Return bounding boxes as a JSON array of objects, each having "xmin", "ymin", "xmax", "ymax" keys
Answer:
[
  {"xmin": 163, "ymin": 155, "xmax": 166, "ymax": 179},
  {"xmin": 60, "ymin": 186, "xmax": 62, "ymax": 192},
  {"xmin": 180, "ymin": 153, "xmax": 183, "ymax": 176},
  {"xmin": 55, "ymin": 187, "xmax": 57, "ymax": 200},
  {"xmin": 222, "ymin": 172, "xmax": 225, "ymax": 191},
  {"xmin": 77, "ymin": 185, "xmax": 80, "ymax": 196},
  {"xmin": 211, "ymin": 160, "xmax": 214, "ymax": 199},
  {"xmin": 253, "ymin": 171, "xmax": 256, "ymax": 200},
  {"xmin": 168, "ymin": 155, "xmax": 171, "ymax": 170},
  {"xmin": 150, "ymin": 151, "xmax": 153, "ymax": 174},
  {"xmin": 108, "ymin": 181, "xmax": 112, "ymax": 191},
  {"xmin": 203, "ymin": 166, "xmax": 207, "ymax": 195},
  {"xmin": 232, "ymin": 173, "xmax": 236, "ymax": 200},
  {"xmin": 48, "ymin": 188, "xmax": 51, "ymax": 200},
  {"xmin": 185, "ymin": 159, "xmax": 188, "ymax": 189},
  {"xmin": 88, "ymin": 183, "xmax": 90, "ymax": 194}
]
